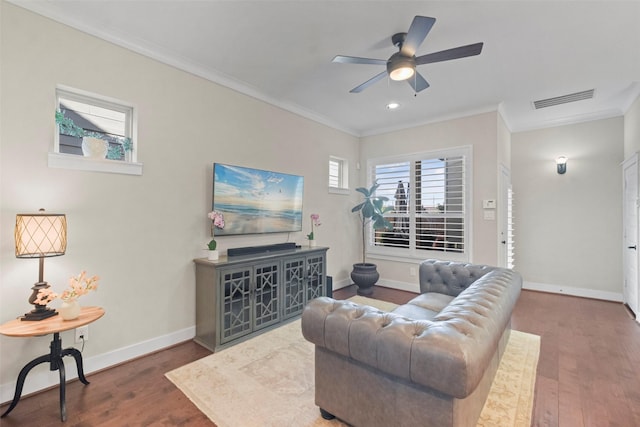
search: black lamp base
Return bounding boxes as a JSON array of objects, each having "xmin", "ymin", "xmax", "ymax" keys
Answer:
[
  {"xmin": 21, "ymin": 307, "xmax": 58, "ymax": 321},
  {"xmin": 21, "ymin": 280, "xmax": 58, "ymax": 321}
]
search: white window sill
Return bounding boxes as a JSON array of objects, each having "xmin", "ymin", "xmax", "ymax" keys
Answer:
[
  {"xmin": 48, "ymin": 152, "xmax": 143, "ymax": 175},
  {"xmin": 328, "ymin": 187, "xmax": 350, "ymax": 195}
]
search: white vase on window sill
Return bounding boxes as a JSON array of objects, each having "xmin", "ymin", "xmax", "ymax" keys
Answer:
[{"xmin": 82, "ymin": 137, "xmax": 108, "ymax": 159}]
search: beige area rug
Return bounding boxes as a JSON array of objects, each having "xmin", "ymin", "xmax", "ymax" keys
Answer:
[{"xmin": 166, "ymin": 296, "xmax": 540, "ymax": 427}]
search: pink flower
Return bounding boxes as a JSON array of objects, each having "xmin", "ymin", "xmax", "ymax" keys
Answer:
[
  {"xmin": 34, "ymin": 288, "xmax": 58, "ymax": 305},
  {"xmin": 307, "ymin": 213, "xmax": 321, "ymax": 240},
  {"xmin": 35, "ymin": 270, "xmax": 100, "ymax": 304},
  {"xmin": 208, "ymin": 211, "xmax": 225, "ymax": 230}
]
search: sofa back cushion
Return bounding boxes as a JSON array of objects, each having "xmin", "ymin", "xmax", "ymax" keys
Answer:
[{"xmin": 419, "ymin": 259, "xmax": 495, "ymax": 296}]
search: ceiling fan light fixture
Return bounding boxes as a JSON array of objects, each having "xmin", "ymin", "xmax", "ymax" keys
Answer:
[
  {"xmin": 389, "ymin": 66, "xmax": 415, "ymax": 81},
  {"xmin": 387, "ymin": 55, "xmax": 415, "ymax": 81}
]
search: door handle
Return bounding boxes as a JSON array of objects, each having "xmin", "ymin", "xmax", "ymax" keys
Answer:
[{"xmin": 628, "ymin": 245, "xmax": 637, "ymax": 250}]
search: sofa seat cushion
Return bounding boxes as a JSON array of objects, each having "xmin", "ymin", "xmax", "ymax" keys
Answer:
[
  {"xmin": 392, "ymin": 303, "xmax": 438, "ymax": 320},
  {"xmin": 404, "ymin": 292, "xmax": 456, "ymax": 313}
]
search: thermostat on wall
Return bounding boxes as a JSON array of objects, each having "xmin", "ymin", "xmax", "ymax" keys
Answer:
[{"xmin": 482, "ymin": 199, "xmax": 496, "ymax": 209}]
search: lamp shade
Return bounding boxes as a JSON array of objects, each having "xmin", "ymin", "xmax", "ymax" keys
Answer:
[{"xmin": 15, "ymin": 211, "xmax": 67, "ymax": 258}]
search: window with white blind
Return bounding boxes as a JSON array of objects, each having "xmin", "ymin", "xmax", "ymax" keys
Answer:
[
  {"xmin": 329, "ymin": 156, "xmax": 349, "ymax": 195},
  {"xmin": 367, "ymin": 146, "xmax": 471, "ymax": 261}
]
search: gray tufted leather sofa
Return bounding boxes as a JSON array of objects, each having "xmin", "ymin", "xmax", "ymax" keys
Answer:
[{"xmin": 301, "ymin": 259, "xmax": 522, "ymax": 427}]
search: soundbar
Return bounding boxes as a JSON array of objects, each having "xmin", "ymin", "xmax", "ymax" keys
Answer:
[{"xmin": 227, "ymin": 242, "xmax": 297, "ymax": 257}]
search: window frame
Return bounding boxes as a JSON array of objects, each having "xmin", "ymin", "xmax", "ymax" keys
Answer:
[
  {"xmin": 365, "ymin": 145, "xmax": 472, "ymax": 263},
  {"xmin": 328, "ymin": 155, "xmax": 349, "ymax": 195},
  {"xmin": 48, "ymin": 85, "xmax": 142, "ymax": 175}
]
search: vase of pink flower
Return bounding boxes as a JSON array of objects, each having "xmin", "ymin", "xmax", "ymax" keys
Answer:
[
  {"xmin": 35, "ymin": 271, "xmax": 100, "ymax": 320},
  {"xmin": 307, "ymin": 213, "xmax": 321, "ymax": 247},
  {"xmin": 207, "ymin": 211, "xmax": 225, "ymax": 260}
]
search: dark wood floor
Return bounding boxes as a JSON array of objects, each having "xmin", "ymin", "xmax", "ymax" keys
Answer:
[{"xmin": 1, "ymin": 287, "xmax": 639, "ymax": 426}]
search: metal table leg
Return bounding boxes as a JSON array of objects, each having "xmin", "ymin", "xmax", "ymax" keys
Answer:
[{"xmin": 1, "ymin": 332, "xmax": 90, "ymax": 422}]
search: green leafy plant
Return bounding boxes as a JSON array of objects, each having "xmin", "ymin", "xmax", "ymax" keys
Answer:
[
  {"xmin": 55, "ymin": 110, "xmax": 133, "ymax": 158},
  {"xmin": 352, "ymin": 181, "xmax": 393, "ymax": 263}
]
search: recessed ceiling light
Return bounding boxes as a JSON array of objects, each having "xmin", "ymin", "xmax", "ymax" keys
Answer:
[{"xmin": 386, "ymin": 102, "xmax": 400, "ymax": 110}]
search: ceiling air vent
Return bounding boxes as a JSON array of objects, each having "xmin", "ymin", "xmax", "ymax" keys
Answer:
[{"xmin": 533, "ymin": 89, "xmax": 595, "ymax": 109}]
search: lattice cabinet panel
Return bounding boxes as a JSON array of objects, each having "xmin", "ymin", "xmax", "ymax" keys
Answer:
[
  {"xmin": 254, "ymin": 262, "xmax": 280, "ymax": 330},
  {"xmin": 283, "ymin": 257, "xmax": 306, "ymax": 319},
  {"xmin": 306, "ymin": 254, "xmax": 326, "ymax": 302},
  {"xmin": 194, "ymin": 247, "xmax": 328, "ymax": 351},
  {"xmin": 220, "ymin": 267, "xmax": 252, "ymax": 344}
]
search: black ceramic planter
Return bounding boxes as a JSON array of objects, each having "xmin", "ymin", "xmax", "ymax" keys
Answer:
[{"xmin": 350, "ymin": 263, "xmax": 380, "ymax": 296}]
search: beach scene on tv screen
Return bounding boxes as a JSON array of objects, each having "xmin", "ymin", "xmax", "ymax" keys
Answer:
[{"xmin": 213, "ymin": 164, "xmax": 303, "ymax": 235}]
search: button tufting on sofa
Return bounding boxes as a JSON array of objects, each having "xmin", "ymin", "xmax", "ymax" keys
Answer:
[{"xmin": 301, "ymin": 259, "xmax": 522, "ymax": 427}]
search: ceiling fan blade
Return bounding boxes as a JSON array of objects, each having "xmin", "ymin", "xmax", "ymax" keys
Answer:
[
  {"xmin": 350, "ymin": 71, "xmax": 387, "ymax": 93},
  {"xmin": 415, "ymin": 42, "xmax": 484, "ymax": 65},
  {"xmin": 400, "ymin": 16, "xmax": 436, "ymax": 57},
  {"xmin": 407, "ymin": 71, "xmax": 430, "ymax": 93},
  {"xmin": 333, "ymin": 55, "xmax": 387, "ymax": 66}
]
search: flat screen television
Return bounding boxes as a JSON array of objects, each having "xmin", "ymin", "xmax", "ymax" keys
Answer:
[{"xmin": 212, "ymin": 163, "xmax": 304, "ymax": 236}]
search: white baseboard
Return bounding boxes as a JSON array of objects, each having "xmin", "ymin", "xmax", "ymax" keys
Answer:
[
  {"xmin": 331, "ymin": 277, "xmax": 351, "ymax": 291},
  {"xmin": 0, "ymin": 326, "xmax": 195, "ymax": 405},
  {"xmin": 332, "ymin": 278, "xmax": 420, "ymax": 294},
  {"xmin": 375, "ymin": 279, "xmax": 420, "ymax": 293},
  {"xmin": 338, "ymin": 276, "xmax": 624, "ymax": 304},
  {"xmin": 523, "ymin": 281, "xmax": 623, "ymax": 302}
]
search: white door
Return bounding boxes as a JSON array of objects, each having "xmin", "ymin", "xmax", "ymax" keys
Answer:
[{"xmin": 622, "ymin": 154, "xmax": 639, "ymax": 317}]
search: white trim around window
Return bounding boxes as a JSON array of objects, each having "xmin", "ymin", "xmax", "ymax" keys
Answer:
[
  {"xmin": 366, "ymin": 145, "xmax": 472, "ymax": 263},
  {"xmin": 328, "ymin": 155, "xmax": 349, "ymax": 195},
  {"xmin": 50, "ymin": 85, "xmax": 142, "ymax": 176}
]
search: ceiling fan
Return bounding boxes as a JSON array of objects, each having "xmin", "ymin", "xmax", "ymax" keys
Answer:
[{"xmin": 333, "ymin": 16, "xmax": 484, "ymax": 94}]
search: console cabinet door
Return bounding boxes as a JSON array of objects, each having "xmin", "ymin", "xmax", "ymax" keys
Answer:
[
  {"xmin": 282, "ymin": 257, "xmax": 306, "ymax": 319},
  {"xmin": 219, "ymin": 266, "xmax": 253, "ymax": 344},
  {"xmin": 253, "ymin": 261, "xmax": 280, "ymax": 331},
  {"xmin": 306, "ymin": 252, "xmax": 326, "ymax": 302}
]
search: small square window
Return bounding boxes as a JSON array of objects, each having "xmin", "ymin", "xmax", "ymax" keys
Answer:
[
  {"xmin": 329, "ymin": 156, "xmax": 348, "ymax": 193},
  {"xmin": 49, "ymin": 86, "xmax": 141, "ymax": 175}
]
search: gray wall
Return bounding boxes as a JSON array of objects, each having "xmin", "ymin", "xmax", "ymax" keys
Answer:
[{"xmin": 512, "ymin": 117, "xmax": 624, "ymax": 299}]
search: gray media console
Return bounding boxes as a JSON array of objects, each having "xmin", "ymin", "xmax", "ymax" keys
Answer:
[{"xmin": 193, "ymin": 246, "xmax": 328, "ymax": 351}]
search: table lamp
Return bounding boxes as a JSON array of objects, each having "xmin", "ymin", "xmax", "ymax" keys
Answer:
[{"xmin": 15, "ymin": 209, "xmax": 67, "ymax": 321}]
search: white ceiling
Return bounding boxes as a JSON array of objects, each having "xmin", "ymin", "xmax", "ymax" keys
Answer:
[{"xmin": 9, "ymin": 0, "xmax": 640, "ymax": 136}]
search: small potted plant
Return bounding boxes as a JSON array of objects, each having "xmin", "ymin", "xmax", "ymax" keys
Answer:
[
  {"xmin": 351, "ymin": 182, "xmax": 393, "ymax": 295},
  {"xmin": 307, "ymin": 213, "xmax": 321, "ymax": 247},
  {"xmin": 207, "ymin": 211, "xmax": 225, "ymax": 260},
  {"xmin": 55, "ymin": 110, "xmax": 132, "ymax": 160}
]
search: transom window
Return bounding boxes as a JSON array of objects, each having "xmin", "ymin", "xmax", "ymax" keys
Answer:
[
  {"xmin": 367, "ymin": 146, "xmax": 471, "ymax": 261},
  {"xmin": 56, "ymin": 87, "xmax": 134, "ymax": 161},
  {"xmin": 329, "ymin": 156, "xmax": 349, "ymax": 195},
  {"xmin": 49, "ymin": 86, "xmax": 141, "ymax": 175}
]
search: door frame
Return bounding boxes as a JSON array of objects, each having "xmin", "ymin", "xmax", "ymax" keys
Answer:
[{"xmin": 622, "ymin": 153, "xmax": 639, "ymax": 320}]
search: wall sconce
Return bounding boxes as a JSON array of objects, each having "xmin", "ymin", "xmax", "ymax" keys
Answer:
[
  {"xmin": 15, "ymin": 209, "xmax": 67, "ymax": 321},
  {"xmin": 556, "ymin": 156, "xmax": 567, "ymax": 174}
]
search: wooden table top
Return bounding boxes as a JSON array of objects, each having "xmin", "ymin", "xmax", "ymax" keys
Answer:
[{"xmin": 0, "ymin": 306, "xmax": 105, "ymax": 337}]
